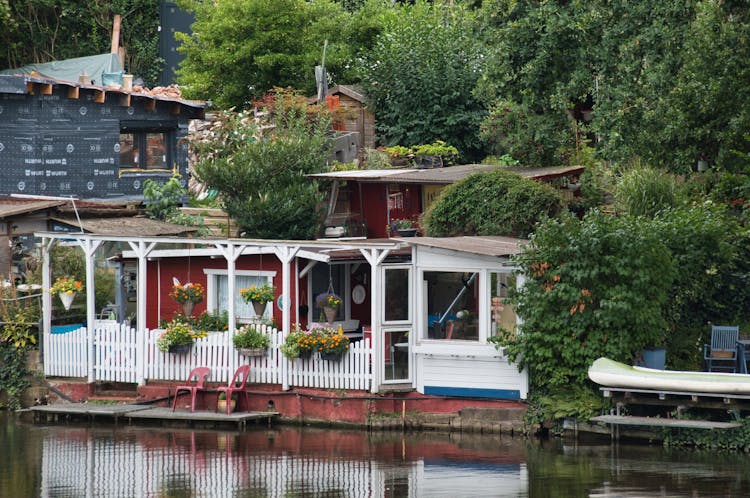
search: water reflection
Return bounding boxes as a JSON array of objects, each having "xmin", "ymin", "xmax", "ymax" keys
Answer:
[{"xmin": 2, "ymin": 413, "xmax": 750, "ymax": 497}]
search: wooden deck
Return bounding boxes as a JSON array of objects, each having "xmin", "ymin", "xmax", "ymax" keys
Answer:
[{"xmin": 29, "ymin": 404, "xmax": 278, "ymax": 430}]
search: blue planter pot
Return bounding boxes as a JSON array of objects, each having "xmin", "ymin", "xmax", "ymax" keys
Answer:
[{"xmin": 639, "ymin": 348, "xmax": 666, "ymax": 370}]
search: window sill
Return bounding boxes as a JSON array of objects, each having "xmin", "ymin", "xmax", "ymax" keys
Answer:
[{"xmin": 412, "ymin": 342, "xmax": 505, "ymax": 358}]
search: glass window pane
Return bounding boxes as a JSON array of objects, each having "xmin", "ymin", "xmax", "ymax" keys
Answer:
[
  {"xmin": 424, "ymin": 271, "xmax": 478, "ymax": 341},
  {"xmin": 146, "ymin": 133, "xmax": 166, "ymax": 169},
  {"xmin": 490, "ymin": 272, "xmax": 517, "ymax": 340},
  {"xmin": 312, "ymin": 264, "xmax": 343, "ymax": 322},
  {"xmin": 384, "ymin": 329, "xmax": 409, "ymax": 381},
  {"xmin": 384, "ymin": 268, "xmax": 409, "ymax": 322},
  {"xmin": 217, "ymin": 274, "xmax": 269, "ymax": 321},
  {"xmin": 119, "ymin": 133, "xmax": 137, "ymax": 167}
]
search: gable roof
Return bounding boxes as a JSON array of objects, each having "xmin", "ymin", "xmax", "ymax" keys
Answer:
[{"xmin": 50, "ymin": 216, "xmax": 198, "ymax": 237}]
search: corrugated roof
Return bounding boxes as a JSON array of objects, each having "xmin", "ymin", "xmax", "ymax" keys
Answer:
[
  {"xmin": 399, "ymin": 236, "xmax": 527, "ymax": 257},
  {"xmin": 0, "ymin": 199, "xmax": 66, "ymax": 218},
  {"xmin": 50, "ymin": 216, "xmax": 198, "ymax": 237},
  {"xmin": 309, "ymin": 164, "xmax": 584, "ymax": 185}
]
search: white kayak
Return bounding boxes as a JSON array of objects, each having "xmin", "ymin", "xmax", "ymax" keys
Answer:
[{"xmin": 588, "ymin": 357, "xmax": 750, "ymax": 394}]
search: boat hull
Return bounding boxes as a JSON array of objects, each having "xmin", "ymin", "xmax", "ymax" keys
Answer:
[{"xmin": 588, "ymin": 357, "xmax": 750, "ymax": 394}]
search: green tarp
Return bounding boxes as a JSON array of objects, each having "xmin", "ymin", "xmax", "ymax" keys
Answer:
[{"xmin": 0, "ymin": 53, "xmax": 123, "ymax": 86}]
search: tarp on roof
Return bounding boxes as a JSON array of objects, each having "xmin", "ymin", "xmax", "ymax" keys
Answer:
[{"xmin": 0, "ymin": 53, "xmax": 123, "ymax": 86}]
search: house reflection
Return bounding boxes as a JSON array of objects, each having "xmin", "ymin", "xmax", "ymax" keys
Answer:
[{"xmin": 39, "ymin": 426, "xmax": 528, "ymax": 497}]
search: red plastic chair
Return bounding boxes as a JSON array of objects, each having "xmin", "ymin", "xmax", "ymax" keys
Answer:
[
  {"xmin": 171, "ymin": 367, "xmax": 211, "ymax": 412},
  {"xmin": 216, "ymin": 364, "xmax": 251, "ymax": 414}
]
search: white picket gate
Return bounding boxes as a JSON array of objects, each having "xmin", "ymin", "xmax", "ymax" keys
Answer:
[{"xmin": 43, "ymin": 324, "xmax": 373, "ymax": 390}]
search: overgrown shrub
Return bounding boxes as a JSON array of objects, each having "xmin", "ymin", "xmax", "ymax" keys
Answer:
[
  {"xmin": 614, "ymin": 166, "xmax": 682, "ymax": 217},
  {"xmin": 423, "ymin": 170, "xmax": 563, "ymax": 238}
]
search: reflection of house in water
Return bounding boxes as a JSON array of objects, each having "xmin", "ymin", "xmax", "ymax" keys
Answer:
[{"xmin": 39, "ymin": 427, "xmax": 528, "ymax": 496}]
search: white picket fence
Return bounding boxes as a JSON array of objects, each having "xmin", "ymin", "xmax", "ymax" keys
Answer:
[{"xmin": 43, "ymin": 323, "xmax": 373, "ymax": 390}]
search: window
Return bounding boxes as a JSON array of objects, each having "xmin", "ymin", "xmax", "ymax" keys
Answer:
[
  {"xmin": 119, "ymin": 121, "xmax": 175, "ymax": 173},
  {"xmin": 490, "ymin": 272, "xmax": 517, "ymax": 339},
  {"xmin": 384, "ymin": 267, "xmax": 409, "ymax": 322},
  {"xmin": 424, "ymin": 271, "xmax": 479, "ymax": 341},
  {"xmin": 310, "ymin": 264, "xmax": 345, "ymax": 322},
  {"xmin": 204, "ymin": 270, "xmax": 276, "ymax": 322}
]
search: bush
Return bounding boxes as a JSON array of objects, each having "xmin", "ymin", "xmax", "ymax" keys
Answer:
[
  {"xmin": 423, "ymin": 170, "xmax": 563, "ymax": 238},
  {"xmin": 614, "ymin": 165, "xmax": 682, "ymax": 217}
]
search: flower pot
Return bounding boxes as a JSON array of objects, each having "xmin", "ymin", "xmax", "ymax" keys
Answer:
[
  {"xmin": 239, "ymin": 347, "xmax": 266, "ymax": 357},
  {"xmin": 298, "ymin": 349, "xmax": 313, "ymax": 360},
  {"xmin": 323, "ymin": 306, "xmax": 337, "ymax": 323},
  {"xmin": 217, "ymin": 399, "xmax": 236, "ymax": 413},
  {"xmin": 252, "ymin": 301, "xmax": 266, "ymax": 317},
  {"xmin": 637, "ymin": 348, "xmax": 666, "ymax": 370},
  {"xmin": 168, "ymin": 343, "xmax": 192, "ymax": 354},
  {"xmin": 396, "ymin": 228, "xmax": 417, "ymax": 237},
  {"xmin": 182, "ymin": 301, "xmax": 195, "ymax": 317},
  {"xmin": 321, "ymin": 351, "xmax": 343, "ymax": 361},
  {"xmin": 59, "ymin": 292, "xmax": 76, "ymax": 311}
]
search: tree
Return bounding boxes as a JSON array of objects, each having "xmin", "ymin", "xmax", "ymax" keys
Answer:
[
  {"xmin": 423, "ymin": 170, "xmax": 563, "ymax": 238},
  {"xmin": 192, "ymin": 89, "xmax": 332, "ymax": 239},
  {"xmin": 176, "ymin": 0, "xmax": 355, "ymax": 108},
  {"xmin": 358, "ymin": 1, "xmax": 487, "ymax": 161}
]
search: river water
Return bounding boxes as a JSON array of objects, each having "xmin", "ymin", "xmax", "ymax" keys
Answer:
[{"xmin": 1, "ymin": 413, "xmax": 749, "ymax": 497}]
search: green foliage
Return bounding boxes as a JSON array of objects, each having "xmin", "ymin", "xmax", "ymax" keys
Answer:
[
  {"xmin": 176, "ymin": 0, "xmax": 356, "ymax": 108},
  {"xmin": 665, "ymin": 417, "xmax": 750, "ymax": 452},
  {"xmin": 195, "ymin": 310, "xmax": 231, "ymax": 333},
  {"xmin": 423, "ymin": 170, "xmax": 563, "ymax": 238},
  {"xmin": 192, "ymin": 89, "xmax": 331, "ymax": 239},
  {"xmin": 508, "ymin": 211, "xmax": 676, "ymax": 393},
  {"xmin": 232, "ymin": 325, "xmax": 270, "ymax": 349},
  {"xmin": 358, "ymin": 1, "xmax": 486, "ymax": 161},
  {"xmin": 142, "ymin": 176, "xmax": 185, "ymax": 220},
  {"xmin": 479, "ymin": 99, "xmax": 574, "ymax": 167},
  {"xmin": 0, "ymin": 1, "xmax": 162, "ymax": 86},
  {"xmin": 0, "ymin": 343, "xmax": 29, "ymax": 410},
  {"xmin": 614, "ymin": 166, "xmax": 682, "ymax": 217},
  {"xmin": 47, "ymin": 245, "xmax": 115, "ymax": 316},
  {"xmin": 525, "ymin": 388, "xmax": 604, "ymax": 427}
]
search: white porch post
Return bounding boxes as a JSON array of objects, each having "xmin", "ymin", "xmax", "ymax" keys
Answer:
[
  {"xmin": 274, "ymin": 245, "xmax": 299, "ymax": 391},
  {"xmin": 127, "ymin": 240, "xmax": 156, "ymax": 386},
  {"xmin": 40, "ymin": 238, "xmax": 56, "ymax": 368},
  {"xmin": 360, "ymin": 248, "xmax": 391, "ymax": 393},
  {"xmin": 78, "ymin": 238, "xmax": 103, "ymax": 383},
  {"xmin": 215, "ymin": 242, "xmax": 247, "ymax": 381}
]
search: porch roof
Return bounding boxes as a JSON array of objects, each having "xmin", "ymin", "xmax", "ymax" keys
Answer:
[
  {"xmin": 399, "ymin": 236, "xmax": 527, "ymax": 257},
  {"xmin": 308, "ymin": 165, "xmax": 584, "ymax": 185},
  {"xmin": 50, "ymin": 215, "xmax": 199, "ymax": 237}
]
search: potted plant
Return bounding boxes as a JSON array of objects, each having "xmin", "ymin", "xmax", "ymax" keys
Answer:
[
  {"xmin": 411, "ymin": 140, "xmax": 458, "ymax": 168},
  {"xmin": 389, "ymin": 219, "xmax": 418, "ymax": 237},
  {"xmin": 280, "ymin": 326, "xmax": 321, "ymax": 360},
  {"xmin": 315, "ymin": 292, "xmax": 341, "ymax": 323},
  {"xmin": 382, "ymin": 145, "xmax": 413, "ymax": 167},
  {"xmin": 49, "ymin": 275, "xmax": 83, "ymax": 310},
  {"xmin": 232, "ymin": 324, "xmax": 270, "ymax": 357},
  {"xmin": 170, "ymin": 281, "xmax": 205, "ymax": 317},
  {"xmin": 157, "ymin": 320, "xmax": 207, "ymax": 354},
  {"xmin": 217, "ymin": 392, "xmax": 236, "ymax": 413},
  {"xmin": 240, "ymin": 283, "xmax": 275, "ymax": 317},
  {"xmin": 317, "ymin": 327, "xmax": 350, "ymax": 361}
]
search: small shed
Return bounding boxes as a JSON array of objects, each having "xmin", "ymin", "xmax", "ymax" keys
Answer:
[{"xmin": 328, "ymin": 85, "xmax": 375, "ymax": 151}]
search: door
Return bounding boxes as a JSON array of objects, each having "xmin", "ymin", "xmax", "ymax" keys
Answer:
[{"xmin": 381, "ymin": 265, "xmax": 412, "ymax": 384}]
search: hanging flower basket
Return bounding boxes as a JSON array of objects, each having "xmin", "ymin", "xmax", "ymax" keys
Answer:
[
  {"xmin": 59, "ymin": 292, "xmax": 77, "ymax": 311},
  {"xmin": 298, "ymin": 349, "xmax": 313, "ymax": 360},
  {"xmin": 251, "ymin": 301, "xmax": 266, "ymax": 317},
  {"xmin": 320, "ymin": 351, "xmax": 344, "ymax": 361},
  {"xmin": 238, "ymin": 347, "xmax": 266, "ymax": 357},
  {"xmin": 182, "ymin": 301, "xmax": 195, "ymax": 317},
  {"xmin": 168, "ymin": 343, "xmax": 192, "ymax": 354},
  {"xmin": 323, "ymin": 306, "xmax": 337, "ymax": 323}
]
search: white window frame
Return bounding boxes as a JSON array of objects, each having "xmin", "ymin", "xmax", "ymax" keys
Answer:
[{"xmin": 203, "ymin": 269, "xmax": 277, "ymax": 323}]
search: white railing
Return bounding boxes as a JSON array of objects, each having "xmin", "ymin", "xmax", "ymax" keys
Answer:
[{"xmin": 43, "ymin": 324, "xmax": 373, "ymax": 391}]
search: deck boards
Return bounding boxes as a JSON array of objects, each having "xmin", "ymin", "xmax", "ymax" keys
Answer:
[
  {"xmin": 590, "ymin": 415, "xmax": 741, "ymax": 430},
  {"xmin": 29, "ymin": 403, "xmax": 278, "ymax": 428}
]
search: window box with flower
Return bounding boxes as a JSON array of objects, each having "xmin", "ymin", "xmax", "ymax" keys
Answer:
[
  {"xmin": 232, "ymin": 324, "xmax": 270, "ymax": 357},
  {"xmin": 49, "ymin": 275, "xmax": 84, "ymax": 310},
  {"xmin": 389, "ymin": 218, "xmax": 418, "ymax": 237},
  {"xmin": 157, "ymin": 319, "xmax": 207, "ymax": 354},
  {"xmin": 315, "ymin": 292, "xmax": 341, "ymax": 323},
  {"xmin": 170, "ymin": 281, "xmax": 205, "ymax": 317},
  {"xmin": 240, "ymin": 283, "xmax": 275, "ymax": 317},
  {"xmin": 316, "ymin": 327, "xmax": 350, "ymax": 361}
]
